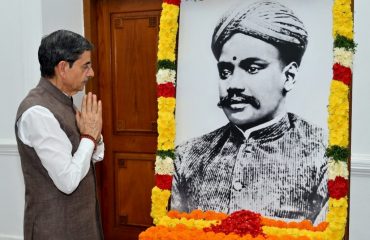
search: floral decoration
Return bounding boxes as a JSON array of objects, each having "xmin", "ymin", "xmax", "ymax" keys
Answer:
[
  {"xmin": 140, "ymin": 0, "xmax": 354, "ymax": 239},
  {"xmin": 328, "ymin": 176, "xmax": 349, "ymax": 199},
  {"xmin": 203, "ymin": 210, "xmax": 264, "ymax": 237}
]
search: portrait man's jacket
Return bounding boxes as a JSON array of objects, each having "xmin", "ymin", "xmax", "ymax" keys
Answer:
[{"xmin": 171, "ymin": 113, "xmax": 328, "ymax": 223}]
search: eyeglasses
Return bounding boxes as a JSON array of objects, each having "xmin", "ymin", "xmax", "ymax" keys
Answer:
[{"xmin": 82, "ymin": 63, "xmax": 92, "ymax": 71}]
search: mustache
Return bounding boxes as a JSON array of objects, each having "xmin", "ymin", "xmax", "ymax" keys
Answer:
[{"xmin": 217, "ymin": 93, "xmax": 260, "ymax": 109}]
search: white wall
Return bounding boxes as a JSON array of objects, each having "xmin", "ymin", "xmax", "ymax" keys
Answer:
[
  {"xmin": 0, "ymin": 0, "xmax": 369, "ymax": 239},
  {"xmin": 41, "ymin": 0, "xmax": 85, "ymax": 108},
  {"xmin": 349, "ymin": 0, "xmax": 370, "ymax": 239},
  {"xmin": 0, "ymin": 0, "xmax": 84, "ymax": 239},
  {"xmin": 0, "ymin": 0, "xmax": 42, "ymax": 239},
  {"xmin": 352, "ymin": 0, "xmax": 370, "ymax": 154}
]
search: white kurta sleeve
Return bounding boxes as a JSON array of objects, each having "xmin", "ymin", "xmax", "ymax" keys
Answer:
[{"xmin": 17, "ymin": 105, "xmax": 97, "ymax": 194}]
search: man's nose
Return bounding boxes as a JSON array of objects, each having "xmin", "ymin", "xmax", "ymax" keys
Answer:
[
  {"xmin": 227, "ymin": 69, "xmax": 245, "ymax": 90},
  {"xmin": 88, "ymin": 67, "xmax": 95, "ymax": 77}
]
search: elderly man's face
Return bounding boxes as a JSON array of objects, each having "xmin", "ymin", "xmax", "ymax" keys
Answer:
[
  {"xmin": 60, "ymin": 51, "xmax": 94, "ymax": 96},
  {"xmin": 217, "ymin": 33, "xmax": 289, "ymax": 130}
]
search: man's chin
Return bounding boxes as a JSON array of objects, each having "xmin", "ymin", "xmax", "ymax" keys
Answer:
[
  {"xmin": 79, "ymin": 84, "xmax": 87, "ymax": 91},
  {"xmin": 226, "ymin": 113, "xmax": 255, "ymax": 126}
]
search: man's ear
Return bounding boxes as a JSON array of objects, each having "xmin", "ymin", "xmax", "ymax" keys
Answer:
[
  {"xmin": 282, "ymin": 62, "xmax": 298, "ymax": 93},
  {"xmin": 55, "ymin": 61, "xmax": 68, "ymax": 78}
]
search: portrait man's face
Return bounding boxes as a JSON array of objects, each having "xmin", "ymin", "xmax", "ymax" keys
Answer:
[{"xmin": 217, "ymin": 33, "xmax": 292, "ymax": 129}]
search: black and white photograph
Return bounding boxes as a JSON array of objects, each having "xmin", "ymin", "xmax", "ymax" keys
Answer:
[{"xmin": 171, "ymin": 0, "xmax": 333, "ymax": 224}]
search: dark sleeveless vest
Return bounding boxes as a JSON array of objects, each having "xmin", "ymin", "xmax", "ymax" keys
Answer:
[{"xmin": 15, "ymin": 78, "xmax": 103, "ymax": 240}]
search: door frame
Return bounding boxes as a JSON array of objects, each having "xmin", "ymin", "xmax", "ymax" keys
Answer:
[
  {"xmin": 82, "ymin": 1, "xmax": 160, "ymax": 239},
  {"xmin": 83, "ymin": 0, "xmax": 99, "ymax": 96}
]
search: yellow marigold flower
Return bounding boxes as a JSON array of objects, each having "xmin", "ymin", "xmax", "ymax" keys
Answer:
[
  {"xmin": 324, "ymin": 197, "xmax": 348, "ymax": 240},
  {"xmin": 263, "ymin": 226, "xmax": 325, "ymax": 239},
  {"xmin": 328, "ymin": 81, "xmax": 349, "ymax": 147},
  {"xmin": 157, "ymin": 3, "xmax": 179, "ymax": 61},
  {"xmin": 157, "ymin": 97, "xmax": 176, "ymax": 150},
  {"xmin": 157, "ymin": 216, "xmax": 218, "ymax": 229},
  {"xmin": 333, "ymin": 0, "xmax": 353, "ymax": 39},
  {"xmin": 329, "ymin": 197, "xmax": 348, "ymax": 209},
  {"xmin": 151, "ymin": 187, "xmax": 171, "ymax": 224},
  {"xmin": 158, "ymin": 97, "xmax": 176, "ymax": 112}
]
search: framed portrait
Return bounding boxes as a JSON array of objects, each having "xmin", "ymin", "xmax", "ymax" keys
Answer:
[
  {"xmin": 173, "ymin": 0, "xmax": 332, "ymax": 222},
  {"xmin": 175, "ymin": 0, "xmax": 332, "ymax": 145},
  {"xmin": 146, "ymin": 0, "xmax": 353, "ymax": 239}
]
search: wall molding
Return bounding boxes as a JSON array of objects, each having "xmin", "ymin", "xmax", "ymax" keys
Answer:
[
  {"xmin": 351, "ymin": 153, "xmax": 370, "ymax": 177},
  {"xmin": 0, "ymin": 234, "xmax": 22, "ymax": 240},
  {"xmin": 0, "ymin": 140, "xmax": 18, "ymax": 156}
]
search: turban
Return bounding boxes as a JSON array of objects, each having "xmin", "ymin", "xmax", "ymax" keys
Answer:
[{"xmin": 211, "ymin": 1, "xmax": 308, "ymax": 63}]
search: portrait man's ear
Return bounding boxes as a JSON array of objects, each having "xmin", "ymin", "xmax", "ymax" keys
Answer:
[{"xmin": 282, "ymin": 62, "xmax": 299, "ymax": 93}]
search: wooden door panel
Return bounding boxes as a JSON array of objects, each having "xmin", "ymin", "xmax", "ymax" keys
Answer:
[
  {"xmin": 111, "ymin": 12, "xmax": 159, "ymax": 134},
  {"xmin": 115, "ymin": 153, "xmax": 155, "ymax": 227},
  {"xmin": 85, "ymin": 0, "xmax": 162, "ymax": 239}
]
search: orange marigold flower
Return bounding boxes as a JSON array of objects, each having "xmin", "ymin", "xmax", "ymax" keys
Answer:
[
  {"xmin": 315, "ymin": 221, "xmax": 329, "ymax": 231},
  {"xmin": 190, "ymin": 209, "xmax": 204, "ymax": 219},
  {"xmin": 167, "ymin": 210, "xmax": 180, "ymax": 218},
  {"xmin": 287, "ymin": 221, "xmax": 300, "ymax": 228},
  {"xmin": 299, "ymin": 219, "xmax": 313, "ymax": 229}
]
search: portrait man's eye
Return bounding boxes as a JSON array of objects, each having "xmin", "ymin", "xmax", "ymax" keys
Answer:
[
  {"xmin": 239, "ymin": 60, "xmax": 267, "ymax": 75},
  {"xmin": 217, "ymin": 62, "xmax": 234, "ymax": 80},
  {"xmin": 243, "ymin": 64, "xmax": 262, "ymax": 75}
]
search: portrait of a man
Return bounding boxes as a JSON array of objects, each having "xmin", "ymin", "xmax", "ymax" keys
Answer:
[{"xmin": 171, "ymin": 0, "xmax": 331, "ymax": 224}]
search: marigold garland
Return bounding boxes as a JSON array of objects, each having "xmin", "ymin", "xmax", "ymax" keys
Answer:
[
  {"xmin": 328, "ymin": 159, "xmax": 349, "ymax": 180},
  {"xmin": 203, "ymin": 210, "xmax": 264, "ymax": 237},
  {"xmin": 328, "ymin": 176, "xmax": 349, "ymax": 199},
  {"xmin": 333, "ymin": 63, "xmax": 352, "ymax": 85},
  {"xmin": 156, "ymin": 149, "xmax": 175, "ymax": 159},
  {"xmin": 260, "ymin": 218, "xmax": 328, "ymax": 232},
  {"xmin": 156, "ymin": 69, "xmax": 177, "ymax": 84},
  {"xmin": 155, "ymin": 174, "xmax": 173, "ymax": 190},
  {"xmin": 325, "ymin": 145, "xmax": 350, "ymax": 162},
  {"xmin": 151, "ymin": 187, "xmax": 171, "ymax": 224},
  {"xmin": 155, "ymin": 155, "xmax": 175, "ymax": 175},
  {"xmin": 158, "ymin": 59, "xmax": 177, "ymax": 70},
  {"xmin": 333, "ymin": 47, "xmax": 354, "ymax": 69},
  {"xmin": 332, "ymin": 0, "xmax": 353, "ymax": 39},
  {"xmin": 157, "ymin": 3, "xmax": 179, "ymax": 61},
  {"xmin": 157, "ymin": 97, "xmax": 176, "ymax": 150},
  {"xmin": 142, "ymin": 0, "xmax": 354, "ymax": 239},
  {"xmin": 334, "ymin": 35, "xmax": 356, "ymax": 51},
  {"xmin": 328, "ymin": 80, "xmax": 349, "ymax": 147},
  {"xmin": 157, "ymin": 82, "xmax": 176, "ymax": 97},
  {"xmin": 167, "ymin": 209, "xmax": 228, "ymax": 221},
  {"xmin": 157, "ymin": 216, "xmax": 218, "ymax": 229}
]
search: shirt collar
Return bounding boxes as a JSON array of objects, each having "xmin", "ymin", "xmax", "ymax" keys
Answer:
[
  {"xmin": 230, "ymin": 113, "xmax": 291, "ymax": 142},
  {"xmin": 38, "ymin": 77, "xmax": 75, "ymax": 107}
]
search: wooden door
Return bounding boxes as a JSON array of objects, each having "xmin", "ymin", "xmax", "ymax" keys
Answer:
[{"xmin": 84, "ymin": 0, "xmax": 161, "ymax": 239}]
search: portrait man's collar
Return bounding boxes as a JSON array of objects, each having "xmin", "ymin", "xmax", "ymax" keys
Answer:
[{"xmin": 231, "ymin": 112, "xmax": 290, "ymax": 141}]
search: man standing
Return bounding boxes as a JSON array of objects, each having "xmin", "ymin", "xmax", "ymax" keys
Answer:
[
  {"xmin": 171, "ymin": 1, "xmax": 328, "ymax": 224},
  {"xmin": 15, "ymin": 30, "xmax": 104, "ymax": 239}
]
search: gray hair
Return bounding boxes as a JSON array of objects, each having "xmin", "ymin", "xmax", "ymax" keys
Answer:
[{"xmin": 38, "ymin": 30, "xmax": 93, "ymax": 78}]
